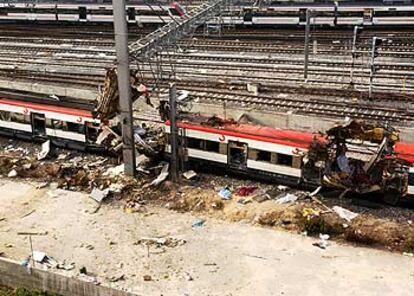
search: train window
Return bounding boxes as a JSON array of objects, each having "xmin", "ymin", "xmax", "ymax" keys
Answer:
[
  {"xmin": 187, "ymin": 137, "xmax": 203, "ymax": 150},
  {"xmin": 86, "ymin": 122, "xmax": 99, "ymax": 142},
  {"xmin": 205, "ymin": 140, "xmax": 219, "ymax": 153},
  {"xmin": 52, "ymin": 120, "xmax": 64, "ymax": 130},
  {"xmin": 228, "ymin": 141, "xmax": 248, "ymax": 168},
  {"xmin": 277, "ymin": 153, "xmax": 293, "ymax": 167},
  {"xmin": 0, "ymin": 111, "xmax": 11, "ymax": 121},
  {"xmin": 257, "ymin": 150, "xmax": 271, "ymax": 162},
  {"xmin": 67, "ymin": 122, "xmax": 83, "ymax": 133},
  {"xmin": 11, "ymin": 113, "xmax": 30, "ymax": 124}
]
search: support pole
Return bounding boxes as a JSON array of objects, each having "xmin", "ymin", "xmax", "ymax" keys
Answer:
[
  {"xmin": 304, "ymin": 9, "xmax": 311, "ymax": 81},
  {"xmin": 169, "ymin": 83, "xmax": 179, "ymax": 183},
  {"xmin": 368, "ymin": 37, "xmax": 377, "ymax": 100},
  {"xmin": 350, "ymin": 25, "xmax": 360, "ymax": 86},
  {"xmin": 113, "ymin": 0, "xmax": 136, "ymax": 176}
]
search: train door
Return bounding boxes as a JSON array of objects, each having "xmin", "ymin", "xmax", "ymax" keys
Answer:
[
  {"xmin": 31, "ymin": 113, "xmax": 46, "ymax": 136},
  {"xmin": 228, "ymin": 141, "xmax": 248, "ymax": 169}
]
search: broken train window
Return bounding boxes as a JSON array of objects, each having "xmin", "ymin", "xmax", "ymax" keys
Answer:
[{"xmin": 11, "ymin": 113, "xmax": 30, "ymax": 124}]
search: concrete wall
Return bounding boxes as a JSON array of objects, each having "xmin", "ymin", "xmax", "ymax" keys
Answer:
[{"xmin": 0, "ymin": 258, "xmax": 137, "ymax": 296}]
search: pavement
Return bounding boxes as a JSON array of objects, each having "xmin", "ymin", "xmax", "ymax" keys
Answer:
[{"xmin": 0, "ymin": 178, "xmax": 414, "ymax": 296}]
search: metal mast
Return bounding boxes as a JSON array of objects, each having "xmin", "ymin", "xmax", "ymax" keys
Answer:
[{"xmin": 113, "ymin": 0, "xmax": 136, "ymax": 176}]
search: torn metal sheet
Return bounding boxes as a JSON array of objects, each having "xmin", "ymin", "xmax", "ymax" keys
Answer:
[
  {"xmin": 151, "ymin": 162, "xmax": 169, "ymax": 186},
  {"xmin": 37, "ymin": 140, "xmax": 50, "ymax": 161}
]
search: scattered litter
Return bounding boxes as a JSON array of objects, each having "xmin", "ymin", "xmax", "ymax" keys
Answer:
[
  {"xmin": 151, "ymin": 162, "xmax": 169, "ymax": 186},
  {"xmin": 89, "ymin": 188, "xmax": 110, "ymax": 203},
  {"xmin": 238, "ymin": 197, "xmax": 253, "ymax": 205},
  {"xmin": 218, "ymin": 187, "xmax": 232, "ymax": 200},
  {"xmin": 17, "ymin": 231, "xmax": 48, "ymax": 236},
  {"xmin": 32, "ymin": 251, "xmax": 47, "ymax": 263},
  {"xmin": 184, "ymin": 272, "xmax": 193, "ymax": 281},
  {"xmin": 5, "ymin": 243, "xmax": 13, "ymax": 248},
  {"xmin": 183, "ymin": 170, "xmax": 197, "ymax": 180},
  {"xmin": 143, "ymin": 275, "xmax": 152, "ymax": 281},
  {"xmin": 103, "ymin": 164, "xmax": 124, "ymax": 176},
  {"xmin": 192, "ymin": 218, "xmax": 206, "ymax": 228},
  {"xmin": 79, "ymin": 266, "xmax": 88, "ymax": 274},
  {"xmin": 403, "ymin": 252, "xmax": 414, "ymax": 257},
  {"xmin": 22, "ymin": 163, "xmax": 32, "ymax": 170},
  {"xmin": 108, "ymin": 273, "xmax": 125, "ymax": 282},
  {"xmin": 333, "ymin": 206, "xmax": 359, "ymax": 222},
  {"xmin": 20, "ymin": 210, "xmax": 35, "ymax": 218},
  {"xmin": 277, "ymin": 185, "xmax": 289, "ymax": 191},
  {"xmin": 235, "ymin": 186, "xmax": 257, "ymax": 196},
  {"xmin": 37, "ymin": 140, "xmax": 51, "ymax": 160},
  {"xmin": 36, "ymin": 182, "xmax": 49, "ymax": 189},
  {"xmin": 313, "ymin": 234, "xmax": 330, "ymax": 250},
  {"xmin": 7, "ymin": 169, "xmax": 17, "ymax": 178},
  {"xmin": 135, "ymin": 237, "xmax": 186, "ymax": 248},
  {"xmin": 275, "ymin": 193, "xmax": 299, "ymax": 204}
]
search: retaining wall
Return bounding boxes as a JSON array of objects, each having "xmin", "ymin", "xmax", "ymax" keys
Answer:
[{"xmin": 0, "ymin": 257, "xmax": 137, "ymax": 296}]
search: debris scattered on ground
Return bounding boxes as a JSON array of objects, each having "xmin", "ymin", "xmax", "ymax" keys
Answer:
[
  {"xmin": 143, "ymin": 275, "xmax": 152, "ymax": 281},
  {"xmin": 235, "ymin": 186, "xmax": 257, "ymax": 196},
  {"xmin": 7, "ymin": 169, "xmax": 17, "ymax": 178},
  {"xmin": 37, "ymin": 140, "xmax": 50, "ymax": 161},
  {"xmin": 183, "ymin": 170, "xmax": 197, "ymax": 180},
  {"xmin": 333, "ymin": 206, "xmax": 359, "ymax": 222},
  {"xmin": 32, "ymin": 251, "xmax": 47, "ymax": 263},
  {"xmin": 275, "ymin": 193, "xmax": 299, "ymax": 204},
  {"xmin": 192, "ymin": 218, "xmax": 206, "ymax": 228},
  {"xmin": 135, "ymin": 237, "xmax": 186, "ymax": 248},
  {"xmin": 90, "ymin": 188, "xmax": 110, "ymax": 203},
  {"xmin": 218, "ymin": 187, "xmax": 232, "ymax": 200},
  {"xmin": 313, "ymin": 234, "xmax": 330, "ymax": 249},
  {"xmin": 151, "ymin": 162, "xmax": 169, "ymax": 186}
]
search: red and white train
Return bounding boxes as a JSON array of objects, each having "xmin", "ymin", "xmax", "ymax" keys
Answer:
[
  {"xmin": 0, "ymin": 98, "xmax": 103, "ymax": 151},
  {"xmin": 1, "ymin": 96, "xmax": 414, "ymax": 202},
  {"xmin": 165, "ymin": 116, "xmax": 414, "ymax": 202}
]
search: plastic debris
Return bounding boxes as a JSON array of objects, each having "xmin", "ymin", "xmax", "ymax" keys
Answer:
[
  {"xmin": 313, "ymin": 234, "xmax": 330, "ymax": 249},
  {"xmin": 192, "ymin": 218, "xmax": 206, "ymax": 228},
  {"xmin": 275, "ymin": 193, "xmax": 299, "ymax": 204},
  {"xmin": 218, "ymin": 187, "xmax": 232, "ymax": 200},
  {"xmin": 151, "ymin": 162, "xmax": 169, "ymax": 186},
  {"xmin": 235, "ymin": 186, "xmax": 257, "ymax": 196},
  {"xmin": 7, "ymin": 169, "xmax": 17, "ymax": 178},
  {"xmin": 32, "ymin": 251, "xmax": 47, "ymax": 263},
  {"xmin": 183, "ymin": 170, "xmax": 197, "ymax": 180},
  {"xmin": 37, "ymin": 140, "xmax": 50, "ymax": 161},
  {"xmin": 103, "ymin": 164, "xmax": 124, "ymax": 176},
  {"xmin": 89, "ymin": 188, "xmax": 110, "ymax": 203},
  {"xmin": 333, "ymin": 206, "xmax": 359, "ymax": 222}
]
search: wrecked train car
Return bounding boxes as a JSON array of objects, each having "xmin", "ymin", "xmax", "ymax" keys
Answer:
[{"xmin": 165, "ymin": 115, "xmax": 414, "ymax": 204}]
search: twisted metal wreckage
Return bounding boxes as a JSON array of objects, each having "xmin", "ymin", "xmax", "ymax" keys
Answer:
[
  {"xmin": 94, "ymin": 69, "xmax": 411, "ymax": 203},
  {"xmin": 303, "ymin": 120, "xmax": 408, "ymax": 204}
]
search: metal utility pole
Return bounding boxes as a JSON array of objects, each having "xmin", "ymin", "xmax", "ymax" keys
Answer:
[
  {"xmin": 304, "ymin": 9, "xmax": 311, "ymax": 81},
  {"xmin": 169, "ymin": 83, "xmax": 179, "ymax": 183},
  {"xmin": 369, "ymin": 36, "xmax": 383, "ymax": 100},
  {"xmin": 350, "ymin": 25, "xmax": 362, "ymax": 86},
  {"xmin": 113, "ymin": 0, "xmax": 136, "ymax": 176}
]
